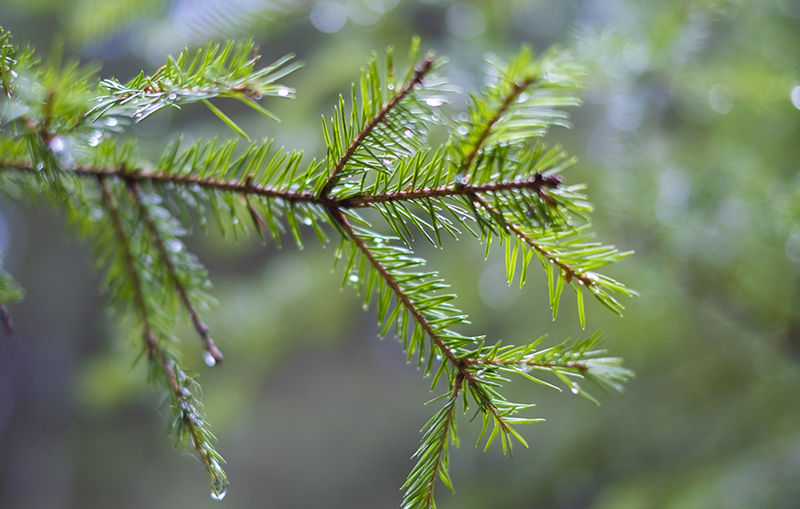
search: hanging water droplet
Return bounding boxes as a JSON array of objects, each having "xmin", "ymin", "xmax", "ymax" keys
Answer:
[
  {"xmin": 167, "ymin": 92, "xmax": 178, "ymax": 101},
  {"xmin": 387, "ymin": 83, "xmax": 395, "ymax": 90},
  {"xmin": 253, "ymin": 93, "xmax": 263, "ymax": 100},
  {"xmin": 203, "ymin": 351, "xmax": 216, "ymax": 367},
  {"xmin": 570, "ymin": 385, "xmax": 580, "ymax": 395},
  {"xmin": 209, "ymin": 463, "xmax": 228, "ymax": 501},
  {"xmin": 456, "ymin": 125, "xmax": 469, "ymax": 136},
  {"xmin": 348, "ymin": 274, "xmax": 360, "ymax": 283},
  {"xmin": 35, "ymin": 162, "xmax": 44, "ymax": 171},
  {"xmin": 105, "ymin": 117, "xmax": 118, "ymax": 127},
  {"xmin": 435, "ymin": 354, "xmax": 442, "ymax": 361},
  {"xmin": 276, "ymin": 86, "xmax": 291, "ymax": 97},
  {"xmin": 231, "ymin": 216, "xmax": 239, "ymax": 225},
  {"xmin": 168, "ymin": 239, "xmax": 183, "ymax": 253},
  {"xmin": 303, "ymin": 217, "xmax": 312, "ymax": 226},
  {"xmin": 425, "ymin": 97, "xmax": 444, "ymax": 107}
]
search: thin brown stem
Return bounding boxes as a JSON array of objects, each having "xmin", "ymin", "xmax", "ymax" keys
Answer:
[
  {"xmin": 458, "ymin": 77, "xmax": 535, "ymax": 178},
  {"xmin": 338, "ymin": 173, "xmax": 560, "ymax": 208},
  {"xmin": 127, "ymin": 180, "xmax": 223, "ymax": 364},
  {"xmin": 318, "ymin": 58, "xmax": 435, "ymax": 198},
  {"xmin": 328, "ymin": 205, "xmax": 473, "ymax": 381},
  {"xmin": 463, "ymin": 356, "xmax": 590, "ymax": 372},
  {"xmin": 471, "ymin": 193, "xmax": 596, "ymax": 287}
]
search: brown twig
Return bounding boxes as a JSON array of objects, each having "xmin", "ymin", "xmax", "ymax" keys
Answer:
[
  {"xmin": 458, "ymin": 77, "xmax": 536, "ymax": 179},
  {"xmin": 318, "ymin": 58, "xmax": 435, "ymax": 198},
  {"xmin": 471, "ymin": 193, "xmax": 597, "ymax": 288}
]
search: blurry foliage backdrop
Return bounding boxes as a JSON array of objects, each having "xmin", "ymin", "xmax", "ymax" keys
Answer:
[{"xmin": 2, "ymin": 0, "xmax": 800, "ymax": 508}]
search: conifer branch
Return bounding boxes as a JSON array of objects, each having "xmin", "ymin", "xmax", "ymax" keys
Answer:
[
  {"xmin": 127, "ymin": 179, "xmax": 223, "ymax": 364},
  {"xmin": 99, "ymin": 176, "xmax": 151, "ymax": 329},
  {"xmin": 319, "ymin": 57, "xmax": 435, "ymax": 198},
  {"xmin": 458, "ymin": 77, "xmax": 535, "ymax": 179},
  {"xmin": 338, "ymin": 172, "xmax": 561, "ymax": 208},
  {"xmin": 99, "ymin": 175, "xmax": 228, "ymax": 498},
  {"xmin": 329, "ymin": 205, "xmax": 469, "ymax": 378}
]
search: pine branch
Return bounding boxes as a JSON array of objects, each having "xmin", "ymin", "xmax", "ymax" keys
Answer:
[
  {"xmin": 99, "ymin": 176, "xmax": 228, "ymax": 499},
  {"xmin": 127, "ymin": 179, "xmax": 223, "ymax": 365},
  {"xmin": 319, "ymin": 57, "xmax": 435, "ymax": 197},
  {"xmin": 338, "ymin": 172, "xmax": 562, "ymax": 208},
  {"xmin": 1, "ymin": 28, "xmax": 636, "ymax": 507}
]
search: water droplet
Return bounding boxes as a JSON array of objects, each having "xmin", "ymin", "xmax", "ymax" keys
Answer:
[
  {"xmin": 167, "ymin": 92, "xmax": 178, "ymax": 101},
  {"xmin": 435, "ymin": 354, "xmax": 442, "ymax": 361},
  {"xmin": 578, "ymin": 280, "xmax": 584, "ymax": 285},
  {"xmin": 49, "ymin": 136, "xmax": 67, "ymax": 153},
  {"xmin": 168, "ymin": 239, "xmax": 183, "ymax": 253},
  {"xmin": 203, "ymin": 351, "xmax": 216, "ymax": 367},
  {"xmin": 88, "ymin": 137, "xmax": 100, "ymax": 147},
  {"xmin": 276, "ymin": 87, "xmax": 291, "ymax": 97},
  {"xmin": 142, "ymin": 254, "xmax": 153, "ymax": 266},
  {"xmin": 348, "ymin": 274, "xmax": 360, "ymax": 283},
  {"xmin": 105, "ymin": 117, "xmax": 118, "ymax": 127},
  {"xmin": 387, "ymin": 83, "xmax": 395, "ymax": 90},
  {"xmin": 382, "ymin": 158, "xmax": 392, "ymax": 165},
  {"xmin": 134, "ymin": 113, "xmax": 143, "ymax": 119},
  {"xmin": 404, "ymin": 129, "xmax": 414, "ymax": 138},
  {"xmin": 91, "ymin": 209, "xmax": 103, "ymax": 221},
  {"xmin": 425, "ymin": 96, "xmax": 444, "ymax": 107},
  {"xmin": 517, "ymin": 92, "xmax": 529, "ymax": 103},
  {"xmin": 457, "ymin": 176, "xmax": 469, "ymax": 185},
  {"xmin": 231, "ymin": 217, "xmax": 239, "ymax": 225},
  {"xmin": 209, "ymin": 463, "xmax": 228, "ymax": 501},
  {"xmin": 571, "ymin": 387, "xmax": 579, "ymax": 395},
  {"xmin": 456, "ymin": 125, "xmax": 469, "ymax": 136},
  {"xmin": 549, "ymin": 259, "xmax": 555, "ymax": 264},
  {"xmin": 35, "ymin": 162, "xmax": 44, "ymax": 171},
  {"xmin": 189, "ymin": 183, "xmax": 202, "ymax": 192},
  {"xmin": 253, "ymin": 93, "xmax": 263, "ymax": 100},
  {"xmin": 303, "ymin": 217, "xmax": 312, "ymax": 226}
]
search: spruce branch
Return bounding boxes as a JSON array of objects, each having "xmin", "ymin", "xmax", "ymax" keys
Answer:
[
  {"xmin": 99, "ymin": 175, "xmax": 228, "ymax": 498},
  {"xmin": 319, "ymin": 56, "xmax": 435, "ymax": 197},
  {"xmin": 0, "ymin": 28, "xmax": 637, "ymax": 507},
  {"xmin": 127, "ymin": 179, "xmax": 223, "ymax": 365}
]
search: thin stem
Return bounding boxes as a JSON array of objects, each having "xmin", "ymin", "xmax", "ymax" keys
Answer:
[
  {"xmin": 458, "ymin": 77, "xmax": 535, "ymax": 178},
  {"xmin": 338, "ymin": 174, "xmax": 561, "ymax": 208},
  {"xmin": 328, "ymin": 205, "xmax": 472, "ymax": 380},
  {"xmin": 471, "ymin": 193, "xmax": 597, "ymax": 287},
  {"xmin": 463, "ymin": 356, "xmax": 590, "ymax": 372},
  {"xmin": 318, "ymin": 58, "xmax": 435, "ymax": 198},
  {"xmin": 127, "ymin": 179, "xmax": 223, "ymax": 364}
]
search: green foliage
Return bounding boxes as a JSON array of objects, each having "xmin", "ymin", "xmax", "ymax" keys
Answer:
[{"xmin": 0, "ymin": 27, "xmax": 635, "ymax": 508}]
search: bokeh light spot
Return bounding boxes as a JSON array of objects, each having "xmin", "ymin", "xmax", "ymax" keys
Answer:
[
  {"xmin": 791, "ymin": 85, "xmax": 800, "ymax": 109},
  {"xmin": 311, "ymin": 1, "xmax": 348, "ymax": 33}
]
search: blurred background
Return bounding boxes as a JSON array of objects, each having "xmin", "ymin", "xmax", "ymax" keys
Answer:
[{"xmin": 1, "ymin": 0, "xmax": 800, "ymax": 507}]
